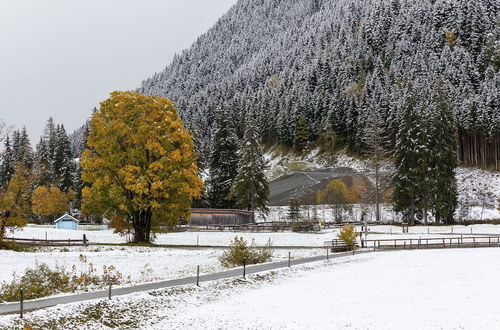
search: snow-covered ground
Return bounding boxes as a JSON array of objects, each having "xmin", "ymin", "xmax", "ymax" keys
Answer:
[
  {"xmin": 10, "ymin": 224, "xmax": 500, "ymax": 248},
  {"xmin": 12, "ymin": 225, "xmax": 338, "ymax": 246},
  {"xmin": 0, "ymin": 245, "xmax": 324, "ymax": 285},
  {"xmin": 3, "ymin": 248, "xmax": 500, "ymax": 329}
]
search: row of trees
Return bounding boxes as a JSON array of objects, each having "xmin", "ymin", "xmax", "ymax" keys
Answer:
[
  {"xmin": 0, "ymin": 92, "xmax": 272, "ymax": 243},
  {"xmin": 0, "ymin": 118, "xmax": 83, "ymax": 232}
]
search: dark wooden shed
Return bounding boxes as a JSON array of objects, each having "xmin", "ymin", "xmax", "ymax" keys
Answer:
[{"xmin": 189, "ymin": 209, "xmax": 255, "ymax": 226}]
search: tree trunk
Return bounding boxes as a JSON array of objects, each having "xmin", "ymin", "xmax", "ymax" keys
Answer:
[
  {"xmin": 375, "ymin": 160, "xmax": 381, "ymax": 223},
  {"xmin": 132, "ymin": 209, "xmax": 152, "ymax": 243}
]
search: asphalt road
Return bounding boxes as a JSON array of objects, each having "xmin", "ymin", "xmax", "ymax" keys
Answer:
[
  {"xmin": 269, "ymin": 167, "xmax": 359, "ymax": 205},
  {"xmin": 0, "ymin": 250, "xmax": 371, "ymax": 315}
]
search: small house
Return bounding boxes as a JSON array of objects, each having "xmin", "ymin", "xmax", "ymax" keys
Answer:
[
  {"xmin": 189, "ymin": 208, "xmax": 255, "ymax": 226},
  {"xmin": 54, "ymin": 214, "xmax": 79, "ymax": 230}
]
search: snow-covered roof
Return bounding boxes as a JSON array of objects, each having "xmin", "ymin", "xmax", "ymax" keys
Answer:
[{"xmin": 54, "ymin": 214, "xmax": 79, "ymax": 223}]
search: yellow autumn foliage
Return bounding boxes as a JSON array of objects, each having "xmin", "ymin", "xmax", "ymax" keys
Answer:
[
  {"xmin": 0, "ymin": 166, "xmax": 31, "ymax": 240},
  {"xmin": 81, "ymin": 91, "xmax": 203, "ymax": 242},
  {"xmin": 32, "ymin": 186, "xmax": 70, "ymax": 220}
]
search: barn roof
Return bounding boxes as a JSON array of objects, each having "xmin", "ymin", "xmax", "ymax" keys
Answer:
[{"xmin": 54, "ymin": 214, "xmax": 79, "ymax": 223}]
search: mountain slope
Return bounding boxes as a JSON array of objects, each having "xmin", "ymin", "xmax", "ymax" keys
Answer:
[{"xmin": 138, "ymin": 0, "xmax": 500, "ymax": 167}]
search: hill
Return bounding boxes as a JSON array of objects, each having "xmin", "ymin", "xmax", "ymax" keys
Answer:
[{"xmin": 138, "ymin": 0, "xmax": 500, "ymax": 168}]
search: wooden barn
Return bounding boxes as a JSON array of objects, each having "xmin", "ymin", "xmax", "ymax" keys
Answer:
[{"xmin": 189, "ymin": 209, "xmax": 255, "ymax": 226}]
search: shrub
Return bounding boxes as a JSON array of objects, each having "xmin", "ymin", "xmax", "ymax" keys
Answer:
[
  {"xmin": 291, "ymin": 221, "xmax": 315, "ymax": 232},
  {"xmin": 0, "ymin": 258, "xmax": 123, "ymax": 302},
  {"xmin": 219, "ymin": 236, "xmax": 273, "ymax": 267},
  {"xmin": 338, "ymin": 225, "xmax": 358, "ymax": 251}
]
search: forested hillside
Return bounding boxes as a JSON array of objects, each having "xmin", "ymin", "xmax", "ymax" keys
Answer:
[{"xmin": 138, "ymin": 0, "xmax": 500, "ymax": 168}]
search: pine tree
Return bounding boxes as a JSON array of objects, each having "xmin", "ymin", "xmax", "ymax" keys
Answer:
[
  {"xmin": 429, "ymin": 81, "xmax": 458, "ymax": 224},
  {"xmin": 34, "ymin": 136, "xmax": 52, "ymax": 187},
  {"xmin": 207, "ymin": 106, "xmax": 240, "ymax": 209},
  {"xmin": 11, "ymin": 128, "xmax": 33, "ymax": 170},
  {"xmin": 229, "ymin": 114, "xmax": 269, "ymax": 215},
  {"xmin": 0, "ymin": 136, "xmax": 14, "ymax": 190},
  {"xmin": 393, "ymin": 88, "xmax": 421, "ymax": 225},
  {"xmin": 295, "ymin": 114, "xmax": 310, "ymax": 152},
  {"xmin": 53, "ymin": 124, "xmax": 75, "ymax": 192}
]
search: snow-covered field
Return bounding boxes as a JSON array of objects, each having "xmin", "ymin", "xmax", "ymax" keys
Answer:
[
  {"xmin": 12, "ymin": 225, "xmax": 338, "ymax": 246},
  {"xmin": 0, "ymin": 244, "xmax": 324, "ymax": 285},
  {"xmin": 3, "ymin": 248, "xmax": 500, "ymax": 329},
  {"xmin": 11, "ymin": 224, "xmax": 500, "ymax": 248}
]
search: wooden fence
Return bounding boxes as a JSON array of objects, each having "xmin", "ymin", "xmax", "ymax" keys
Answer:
[
  {"xmin": 363, "ymin": 236, "xmax": 500, "ymax": 250},
  {"xmin": 4, "ymin": 235, "xmax": 89, "ymax": 247}
]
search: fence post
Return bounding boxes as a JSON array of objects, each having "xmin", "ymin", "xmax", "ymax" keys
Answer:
[
  {"xmin": 326, "ymin": 248, "xmax": 329, "ymax": 261},
  {"xmin": 197, "ymin": 235, "xmax": 199, "ymax": 247},
  {"xmin": 243, "ymin": 262, "xmax": 246, "ymax": 278},
  {"xmin": 19, "ymin": 289, "xmax": 23, "ymax": 319},
  {"xmin": 288, "ymin": 252, "xmax": 291, "ymax": 268},
  {"xmin": 196, "ymin": 265, "xmax": 200, "ymax": 286},
  {"xmin": 83, "ymin": 234, "xmax": 87, "ymax": 245},
  {"xmin": 108, "ymin": 283, "xmax": 112, "ymax": 300}
]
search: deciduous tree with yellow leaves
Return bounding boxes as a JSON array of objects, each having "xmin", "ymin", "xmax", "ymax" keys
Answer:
[
  {"xmin": 81, "ymin": 91, "xmax": 203, "ymax": 243},
  {"xmin": 0, "ymin": 166, "xmax": 32, "ymax": 242},
  {"xmin": 32, "ymin": 186, "xmax": 72, "ymax": 221},
  {"xmin": 317, "ymin": 179, "xmax": 351, "ymax": 223}
]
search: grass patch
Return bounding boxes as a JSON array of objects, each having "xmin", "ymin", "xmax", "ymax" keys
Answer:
[{"xmin": 0, "ymin": 258, "xmax": 122, "ymax": 303}]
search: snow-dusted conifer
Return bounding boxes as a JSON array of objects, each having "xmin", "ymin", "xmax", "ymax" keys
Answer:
[
  {"xmin": 207, "ymin": 106, "xmax": 239, "ymax": 209},
  {"xmin": 229, "ymin": 114, "xmax": 269, "ymax": 215}
]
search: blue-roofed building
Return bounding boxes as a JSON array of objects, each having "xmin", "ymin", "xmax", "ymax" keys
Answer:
[{"xmin": 54, "ymin": 214, "xmax": 79, "ymax": 230}]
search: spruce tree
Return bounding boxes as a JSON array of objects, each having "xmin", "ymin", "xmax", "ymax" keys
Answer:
[
  {"xmin": 229, "ymin": 114, "xmax": 269, "ymax": 215},
  {"xmin": 207, "ymin": 106, "xmax": 240, "ymax": 209},
  {"xmin": 0, "ymin": 136, "xmax": 14, "ymax": 190},
  {"xmin": 295, "ymin": 114, "xmax": 310, "ymax": 152},
  {"xmin": 429, "ymin": 81, "xmax": 458, "ymax": 224},
  {"xmin": 11, "ymin": 127, "xmax": 33, "ymax": 169},
  {"xmin": 53, "ymin": 124, "xmax": 75, "ymax": 192},
  {"xmin": 34, "ymin": 137, "xmax": 52, "ymax": 186},
  {"xmin": 392, "ymin": 88, "xmax": 421, "ymax": 224}
]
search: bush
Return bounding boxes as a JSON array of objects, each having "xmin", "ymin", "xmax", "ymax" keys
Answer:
[
  {"xmin": 0, "ymin": 258, "xmax": 123, "ymax": 302},
  {"xmin": 338, "ymin": 225, "xmax": 358, "ymax": 251},
  {"xmin": 291, "ymin": 221, "xmax": 315, "ymax": 232},
  {"xmin": 219, "ymin": 236, "xmax": 273, "ymax": 267}
]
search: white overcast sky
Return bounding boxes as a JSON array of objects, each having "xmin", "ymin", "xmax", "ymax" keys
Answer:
[{"xmin": 0, "ymin": 0, "xmax": 237, "ymax": 141}]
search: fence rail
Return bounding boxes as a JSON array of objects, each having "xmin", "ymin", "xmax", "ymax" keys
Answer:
[
  {"xmin": 4, "ymin": 235, "xmax": 89, "ymax": 247},
  {"xmin": 363, "ymin": 236, "xmax": 500, "ymax": 250}
]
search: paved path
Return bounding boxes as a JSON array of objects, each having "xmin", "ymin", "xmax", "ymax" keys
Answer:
[{"xmin": 0, "ymin": 250, "xmax": 371, "ymax": 315}]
